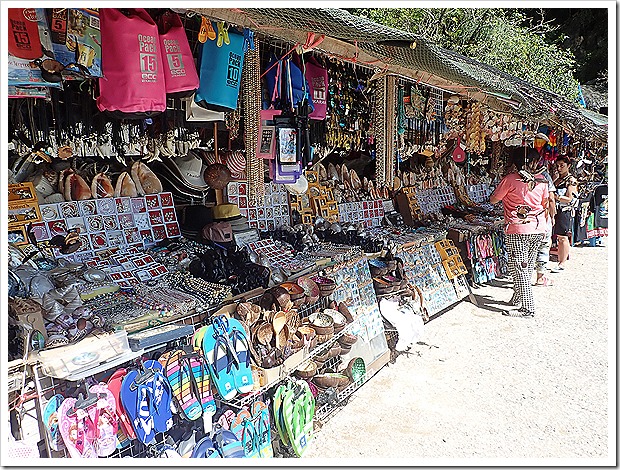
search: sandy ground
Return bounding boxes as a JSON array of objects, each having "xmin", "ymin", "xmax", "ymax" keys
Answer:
[{"xmin": 305, "ymin": 243, "xmax": 612, "ymax": 463}]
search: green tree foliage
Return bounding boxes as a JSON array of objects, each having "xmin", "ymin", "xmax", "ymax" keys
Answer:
[{"xmin": 348, "ymin": 8, "xmax": 581, "ymax": 100}]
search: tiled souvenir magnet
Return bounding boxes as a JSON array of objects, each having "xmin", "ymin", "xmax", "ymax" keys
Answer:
[
  {"xmin": 162, "ymin": 207, "xmax": 177, "ymax": 223},
  {"xmin": 115, "ymin": 197, "xmax": 131, "ymax": 214},
  {"xmin": 148, "ymin": 209, "xmax": 163, "ymax": 226},
  {"xmin": 47, "ymin": 219, "xmax": 68, "ymax": 237},
  {"xmin": 86, "ymin": 215, "xmax": 104, "ymax": 232},
  {"xmin": 78, "ymin": 199, "xmax": 98, "ymax": 216},
  {"xmin": 131, "ymin": 197, "xmax": 147, "ymax": 213},
  {"xmin": 139, "ymin": 229, "xmax": 154, "ymax": 245},
  {"xmin": 102, "ymin": 215, "xmax": 119, "ymax": 231},
  {"xmin": 40, "ymin": 204, "xmax": 60, "ymax": 221},
  {"xmin": 96, "ymin": 198, "xmax": 117, "ymax": 215},
  {"xmin": 145, "ymin": 194, "xmax": 160, "ymax": 210},
  {"xmin": 90, "ymin": 232, "xmax": 108, "ymax": 250},
  {"xmin": 133, "ymin": 213, "xmax": 150, "ymax": 230},
  {"xmin": 117, "ymin": 213, "xmax": 135, "ymax": 229},
  {"xmin": 165, "ymin": 222, "xmax": 181, "ymax": 238},
  {"xmin": 30, "ymin": 222, "xmax": 50, "ymax": 241},
  {"xmin": 159, "ymin": 192, "xmax": 173, "ymax": 207},
  {"xmin": 59, "ymin": 201, "xmax": 80, "ymax": 219},
  {"xmin": 151, "ymin": 225, "xmax": 166, "ymax": 241},
  {"xmin": 124, "ymin": 227, "xmax": 141, "ymax": 244}
]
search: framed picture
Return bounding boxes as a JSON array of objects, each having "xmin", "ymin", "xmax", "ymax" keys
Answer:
[
  {"xmin": 8, "ymin": 182, "xmax": 37, "ymax": 203},
  {"xmin": 8, "ymin": 226, "xmax": 28, "ymax": 246},
  {"xmin": 8, "ymin": 202, "xmax": 42, "ymax": 228}
]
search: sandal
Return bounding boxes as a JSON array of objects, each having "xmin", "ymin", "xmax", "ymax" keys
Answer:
[{"xmin": 533, "ymin": 275, "xmax": 554, "ymax": 287}]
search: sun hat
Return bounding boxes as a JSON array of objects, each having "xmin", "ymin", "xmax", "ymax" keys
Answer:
[
  {"xmin": 172, "ymin": 151, "xmax": 207, "ymax": 188},
  {"xmin": 212, "ymin": 203, "xmax": 242, "ymax": 221},
  {"xmin": 179, "ymin": 204, "xmax": 214, "ymax": 232}
]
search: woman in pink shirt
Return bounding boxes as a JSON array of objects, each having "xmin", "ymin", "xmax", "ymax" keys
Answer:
[{"xmin": 490, "ymin": 147, "xmax": 550, "ymax": 318}]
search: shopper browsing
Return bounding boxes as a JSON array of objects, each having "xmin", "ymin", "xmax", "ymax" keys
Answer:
[
  {"xmin": 551, "ymin": 154, "xmax": 578, "ymax": 272},
  {"xmin": 534, "ymin": 157, "xmax": 557, "ymax": 286},
  {"xmin": 489, "ymin": 147, "xmax": 549, "ymax": 318}
]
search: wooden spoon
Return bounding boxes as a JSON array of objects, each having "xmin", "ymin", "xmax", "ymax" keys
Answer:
[{"xmin": 272, "ymin": 310, "xmax": 287, "ymax": 349}]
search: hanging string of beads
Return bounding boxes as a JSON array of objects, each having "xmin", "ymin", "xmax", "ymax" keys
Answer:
[
  {"xmin": 242, "ymin": 41, "xmax": 265, "ymax": 206},
  {"xmin": 374, "ymin": 75, "xmax": 387, "ymax": 188}
]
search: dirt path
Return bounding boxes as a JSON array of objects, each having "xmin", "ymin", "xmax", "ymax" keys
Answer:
[{"xmin": 306, "ymin": 243, "xmax": 611, "ymax": 462}]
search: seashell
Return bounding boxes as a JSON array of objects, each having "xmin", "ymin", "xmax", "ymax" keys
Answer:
[
  {"xmin": 58, "ymin": 168, "xmax": 74, "ymax": 198},
  {"xmin": 42, "ymin": 299, "xmax": 65, "ymax": 321},
  {"xmin": 83, "ymin": 268, "xmax": 106, "ymax": 282},
  {"xmin": 131, "ymin": 161, "xmax": 163, "ymax": 195},
  {"xmin": 349, "ymin": 169, "xmax": 362, "ymax": 190},
  {"xmin": 362, "ymin": 176, "xmax": 369, "ymax": 190},
  {"xmin": 316, "ymin": 163, "xmax": 328, "ymax": 181},
  {"xmin": 91, "ymin": 172, "xmax": 114, "ymax": 199},
  {"xmin": 114, "ymin": 172, "xmax": 138, "ymax": 198},
  {"xmin": 65, "ymin": 173, "xmax": 92, "ymax": 201},
  {"xmin": 71, "ymin": 306, "xmax": 91, "ymax": 319},
  {"xmin": 46, "ymin": 334, "xmax": 70, "ymax": 348},
  {"xmin": 327, "ymin": 163, "xmax": 339, "ymax": 181},
  {"xmin": 341, "ymin": 164, "xmax": 350, "ymax": 185}
]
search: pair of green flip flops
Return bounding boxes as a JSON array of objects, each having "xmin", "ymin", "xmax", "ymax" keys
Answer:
[{"xmin": 273, "ymin": 380, "xmax": 315, "ymax": 457}]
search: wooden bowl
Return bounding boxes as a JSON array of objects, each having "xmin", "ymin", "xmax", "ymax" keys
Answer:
[
  {"xmin": 315, "ymin": 332, "xmax": 334, "ymax": 344},
  {"xmin": 312, "ymin": 276, "xmax": 336, "ymax": 297},
  {"xmin": 313, "ymin": 373, "xmax": 349, "ymax": 388},
  {"xmin": 270, "ymin": 286, "xmax": 293, "ymax": 311},
  {"xmin": 295, "ymin": 361, "xmax": 318, "ymax": 379},
  {"xmin": 297, "ymin": 276, "xmax": 320, "ymax": 303},
  {"xmin": 323, "ymin": 308, "xmax": 347, "ymax": 332},
  {"xmin": 338, "ymin": 344, "xmax": 352, "ymax": 355},
  {"xmin": 297, "ymin": 325, "xmax": 317, "ymax": 341},
  {"xmin": 338, "ymin": 333, "xmax": 358, "ymax": 346},
  {"xmin": 338, "ymin": 302, "xmax": 354, "ymax": 323},
  {"xmin": 327, "ymin": 343, "xmax": 341, "ymax": 358},
  {"xmin": 280, "ymin": 282, "xmax": 305, "ymax": 300},
  {"xmin": 345, "ymin": 357, "xmax": 366, "ymax": 382},
  {"xmin": 313, "ymin": 348, "xmax": 330, "ymax": 362}
]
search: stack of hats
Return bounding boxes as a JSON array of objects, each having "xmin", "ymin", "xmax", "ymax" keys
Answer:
[
  {"xmin": 212, "ymin": 204, "xmax": 252, "ymax": 235},
  {"xmin": 178, "ymin": 204, "xmax": 213, "ymax": 240}
]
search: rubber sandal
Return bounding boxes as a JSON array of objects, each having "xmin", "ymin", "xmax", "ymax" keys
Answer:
[
  {"xmin": 215, "ymin": 407, "xmax": 237, "ymax": 430},
  {"xmin": 106, "ymin": 368, "xmax": 136, "ymax": 446},
  {"xmin": 213, "ymin": 425, "xmax": 245, "ymax": 458},
  {"xmin": 120, "ymin": 370, "xmax": 156, "ymax": 445},
  {"xmin": 87, "ymin": 383, "xmax": 118, "ymax": 457},
  {"xmin": 142, "ymin": 360, "xmax": 174, "ymax": 433},
  {"xmin": 185, "ymin": 351, "xmax": 216, "ymax": 417},
  {"xmin": 202, "ymin": 321, "xmax": 238, "ymax": 401},
  {"xmin": 227, "ymin": 318, "xmax": 254, "ymax": 394},
  {"xmin": 282, "ymin": 380, "xmax": 314, "ymax": 457},
  {"xmin": 43, "ymin": 394, "xmax": 66, "ymax": 452},
  {"xmin": 191, "ymin": 435, "xmax": 222, "ymax": 458},
  {"xmin": 58, "ymin": 397, "xmax": 98, "ymax": 458},
  {"xmin": 533, "ymin": 275, "xmax": 554, "ymax": 287},
  {"xmin": 272, "ymin": 384, "xmax": 290, "ymax": 446},
  {"xmin": 251, "ymin": 401, "xmax": 273, "ymax": 458},
  {"xmin": 231, "ymin": 409, "xmax": 258, "ymax": 458},
  {"xmin": 159, "ymin": 350, "xmax": 203, "ymax": 421}
]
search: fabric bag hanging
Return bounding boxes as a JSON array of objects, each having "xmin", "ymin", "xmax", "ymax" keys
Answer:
[
  {"xmin": 157, "ymin": 11, "xmax": 199, "ymax": 98},
  {"xmin": 97, "ymin": 8, "xmax": 166, "ymax": 118},
  {"xmin": 195, "ymin": 21, "xmax": 245, "ymax": 112},
  {"xmin": 304, "ymin": 56, "xmax": 327, "ymax": 120},
  {"xmin": 264, "ymin": 54, "xmax": 314, "ymax": 112}
]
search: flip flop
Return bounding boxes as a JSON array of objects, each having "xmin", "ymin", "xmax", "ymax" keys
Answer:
[
  {"xmin": 159, "ymin": 350, "xmax": 203, "ymax": 421},
  {"xmin": 191, "ymin": 435, "xmax": 222, "ymax": 458},
  {"xmin": 57, "ymin": 397, "xmax": 98, "ymax": 458},
  {"xmin": 120, "ymin": 370, "xmax": 156, "ymax": 445},
  {"xmin": 43, "ymin": 394, "xmax": 66, "ymax": 452},
  {"xmin": 87, "ymin": 383, "xmax": 118, "ymax": 457},
  {"xmin": 283, "ymin": 380, "xmax": 315, "ymax": 457},
  {"xmin": 142, "ymin": 360, "xmax": 174, "ymax": 433},
  {"xmin": 215, "ymin": 407, "xmax": 237, "ymax": 430},
  {"xmin": 272, "ymin": 384, "xmax": 290, "ymax": 446},
  {"xmin": 202, "ymin": 321, "xmax": 238, "ymax": 401},
  {"xmin": 227, "ymin": 318, "xmax": 254, "ymax": 394},
  {"xmin": 192, "ymin": 326, "xmax": 208, "ymax": 351},
  {"xmin": 213, "ymin": 425, "xmax": 245, "ymax": 458},
  {"xmin": 184, "ymin": 351, "xmax": 216, "ymax": 418},
  {"xmin": 251, "ymin": 401, "xmax": 273, "ymax": 458},
  {"xmin": 107, "ymin": 368, "xmax": 135, "ymax": 447},
  {"xmin": 230, "ymin": 409, "xmax": 257, "ymax": 458},
  {"xmin": 533, "ymin": 275, "xmax": 554, "ymax": 287}
]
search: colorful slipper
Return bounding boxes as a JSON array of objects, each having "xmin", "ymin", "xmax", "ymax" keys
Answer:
[
  {"xmin": 87, "ymin": 383, "xmax": 118, "ymax": 457},
  {"xmin": 192, "ymin": 326, "xmax": 208, "ymax": 351},
  {"xmin": 191, "ymin": 435, "xmax": 222, "ymax": 458},
  {"xmin": 283, "ymin": 380, "xmax": 315, "ymax": 457},
  {"xmin": 107, "ymin": 368, "xmax": 135, "ymax": 447},
  {"xmin": 58, "ymin": 397, "xmax": 98, "ymax": 458},
  {"xmin": 230, "ymin": 409, "xmax": 257, "ymax": 458},
  {"xmin": 251, "ymin": 401, "xmax": 273, "ymax": 458},
  {"xmin": 120, "ymin": 370, "xmax": 156, "ymax": 445},
  {"xmin": 227, "ymin": 318, "xmax": 254, "ymax": 394},
  {"xmin": 142, "ymin": 360, "xmax": 174, "ymax": 433},
  {"xmin": 272, "ymin": 384, "xmax": 290, "ymax": 446},
  {"xmin": 202, "ymin": 320, "xmax": 237, "ymax": 401},
  {"xmin": 43, "ymin": 394, "xmax": 66, "ymax": 452},
  {"xmin": 159, "ymin": 350, "xmax": 203, "ymax": 421},
  {"xmin": 185, "ymin": 351, "xmax": 216, "ymax": 417},
  {"xmin": 213, "ymin": 425, "xmax": 245, "ymax": 458}
]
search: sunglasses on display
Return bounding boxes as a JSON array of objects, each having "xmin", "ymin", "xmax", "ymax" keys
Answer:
[{"xmin": 31, "ymin": 58, "xmax": 90, "ymax": 83}]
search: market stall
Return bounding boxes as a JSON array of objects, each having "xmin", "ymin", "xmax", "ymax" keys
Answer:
[{"xmin": 7, "ymin": 7, "xmax": 607, "ymax": 460}]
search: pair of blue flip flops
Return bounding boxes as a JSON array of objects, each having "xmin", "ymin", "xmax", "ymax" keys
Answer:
[
  {"xmin": 191, "ymin": 425, "xmax": 245, "ymax": 458},
  {"xmin": 201, "ymin": 315, "xmax": 254, "ymax": 401},
  {"xmin": 119, "ymin": 360, "xmax": 173, "ymax": 444}
]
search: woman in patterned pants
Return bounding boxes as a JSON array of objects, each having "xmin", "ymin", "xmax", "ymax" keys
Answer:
[{"xmin": 490, "ymin": 147, "xmax": 550, "ymax": 317}]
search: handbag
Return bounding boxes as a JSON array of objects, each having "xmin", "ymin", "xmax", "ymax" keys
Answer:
[
  {"xmin": 97, "ymin": 8, "xmax": 166, "ymax": 118},
  {"xmin": 157, "ymin": 11, "xmax": 199, "ymax": 98}
]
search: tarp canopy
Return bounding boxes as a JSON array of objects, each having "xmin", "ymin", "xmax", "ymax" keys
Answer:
[{"xmin": 186, "ymin": 7, "xmax": 608, "ymax": 142}]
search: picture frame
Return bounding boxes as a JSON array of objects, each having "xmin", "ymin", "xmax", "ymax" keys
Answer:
[
  {"xmin": 8, "ymin": 182, "xmax": 37, "ymax": 203},
  {"xmin": 8, "ymin": 226, "xmax": 28, "ymax": 246}
]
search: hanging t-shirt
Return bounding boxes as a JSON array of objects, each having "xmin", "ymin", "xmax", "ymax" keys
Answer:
[
  {"xmin": 592, "ymin": 184, "xmax": 608, "ymax": 229},
  {"xmin": 573, "ymin": 193, "xmax": 593, "ymax": 243},
  {"xmin": 492, "ymin": 172, "xmax": 549, "ymax": 235}
]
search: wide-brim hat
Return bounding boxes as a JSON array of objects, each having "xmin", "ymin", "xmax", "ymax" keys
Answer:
[
  {"xmin": 228, "ymin": 216, "xmax": 251, "ymax": 233},
  {"xmin": 179, "ymin": 204, "xmax": 214, "ymax": 232},
  {"xmin": 173, "ymin": 150, "xmax": 208, "ymax": 187},
  {"xmin": 213, "ymin": 203, "xmax": 242, "ymax": 221}
]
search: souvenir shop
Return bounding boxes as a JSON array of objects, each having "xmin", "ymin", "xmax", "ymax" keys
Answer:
[{"xmin": 7, "ymin": 7, "xmax": 607, "ymax": 460}]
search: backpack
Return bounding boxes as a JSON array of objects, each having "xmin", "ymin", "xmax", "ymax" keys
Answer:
[{"xmin": 97, "ymin": 8, "xmax": 166, "ymax": 119}]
